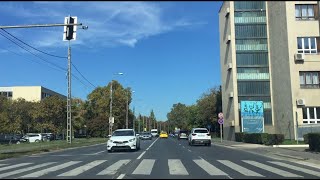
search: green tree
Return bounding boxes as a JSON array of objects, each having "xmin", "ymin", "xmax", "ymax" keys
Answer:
[{"xmin": 167, "ymin": 103, "xmax": 189, "ymax": 130}]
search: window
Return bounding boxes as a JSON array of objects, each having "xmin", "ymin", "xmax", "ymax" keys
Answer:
[
  {"xmin": 302, "ymin": 107, "xmax": 320, "ymax": 124},
  {"xmin": 299, "ymin": 72, "xmax": 320, "ymax": 88},
  {"xmin": 295, "ymin": 4, "xmax": 317, "ymax": 20},
  {"xmin": 297, "ymin": 37, "xmax": 317, "ymax": 54}
]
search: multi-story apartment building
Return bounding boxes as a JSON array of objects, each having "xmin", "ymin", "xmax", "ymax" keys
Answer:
[
  {"xmin": 219, "ymin": 1, "xmax": 320, "ymax": 140},
  {"xmin": 0, "ymin": 86, "xmax": 66, "ymax": 101}
]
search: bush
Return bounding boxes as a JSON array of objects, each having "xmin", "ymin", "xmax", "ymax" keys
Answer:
[
  {"xmin": 303, "ymin": 134, "xmax": 309, "ymax": 144},
  {"xmin": 265, "ymin": 134, "xmax": 285, "ymax": 145},
  {"xmin": 308, "ymin": 133, "xmax": 320, "ymax": 152},
  {"xmin": 235, "ymin": 132, "xmax": 246, "ymax": 142},
  {"xmin": 243, "ymin": 133, "xmax": 268, "ymax": 144}
]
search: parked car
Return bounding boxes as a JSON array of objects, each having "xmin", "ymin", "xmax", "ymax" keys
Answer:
[
  {"xmin": 41, "ymin": 133, "xmax": 55, "ymax": 141},
  {"xmin": 178, "ymin": 130, "xmax": 189, "ymax": 140},
  {"xmin": 107, "ymin": 129, "xmax": 140, "ymax": 152},
  {"xmin": 139, "ymin": 132, "xmax": 152, "ymax": 140},
  {"xmin": 188, "ymin": 128, "xmax": 211, "ymax": 146},
  {"xmin": 0, "ymin": 134, "xmax": 22, "ymax": 145},
  {"xmin": 20, "ymin": 133, "xmax": 42, "ymax": 143}
]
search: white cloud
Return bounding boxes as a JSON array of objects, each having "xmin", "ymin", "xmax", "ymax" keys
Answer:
[{"xmin": 0, "ymin": 2, "xmax": 207, "ymax": 49}]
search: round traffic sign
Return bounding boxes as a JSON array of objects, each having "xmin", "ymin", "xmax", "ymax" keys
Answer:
[
  {"xmin": 218, "ymin": 112, "xmax": 223, "ymax": 120},
  {"xmin": 218, "ymin": 118, "xmax": 224, "ymax": 125}
]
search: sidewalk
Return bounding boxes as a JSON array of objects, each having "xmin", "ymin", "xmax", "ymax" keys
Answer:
[{"xmin": 212, "ymin": 138, "xmax": 320, "ymax": 167}]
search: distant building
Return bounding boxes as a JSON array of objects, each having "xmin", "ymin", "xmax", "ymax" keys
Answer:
[
  {"xmin": 0, "ymin": 86, "xmax": 66, "ymax": 101},
  {"xmin": 219, "ymin": 1, "xmax": 320, "ymax": 140}
]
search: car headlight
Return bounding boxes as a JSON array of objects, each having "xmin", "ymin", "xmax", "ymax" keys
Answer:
[{"xmin": 129, "ymin": 138, "xmax": 136, "ymax": 142}]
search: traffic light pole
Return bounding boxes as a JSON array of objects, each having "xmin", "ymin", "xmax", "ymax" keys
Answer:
[{"xmin": 67, "ymin": 40, "xmax": 72, "ymax": 144}]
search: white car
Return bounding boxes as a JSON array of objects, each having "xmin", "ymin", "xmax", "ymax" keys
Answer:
[
  {"xmin": 107, "ymin": 129, "xmax": 140, "ymax": 152},
  {"xmin": 188, "ymin": 128, "xmax": 211, "ymax": 146},
  {"xmin": 21, "ymin": 133, "xmax": 42, "ymax": 143}
]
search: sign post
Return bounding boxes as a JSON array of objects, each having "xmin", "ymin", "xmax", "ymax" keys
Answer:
[{"xmin": 218, "ymin": 113, "xmax": 224, "ymax": 143}]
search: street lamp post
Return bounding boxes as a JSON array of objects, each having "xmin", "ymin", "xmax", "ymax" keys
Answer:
[{"xmin": 109, "ymin": 72, "xmax": 124, "ymax": 136}]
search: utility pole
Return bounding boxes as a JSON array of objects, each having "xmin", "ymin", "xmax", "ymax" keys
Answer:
[
  {"xmin": 66, "ymin": 40, "xmax": 72, "ymax": 144},
  {"xmin": 133, "ymin": 107, "xmax": 135, "ymax": 130},
  {"xmin": 126, "ymin": 92, "xmax": 129, "ymax": 129},
  {"xmin": 109, "ymin": 81, "xmax": 113, "ymax": 136}
]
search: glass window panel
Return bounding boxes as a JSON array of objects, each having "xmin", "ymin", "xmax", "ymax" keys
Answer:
[
  {"xmin": 301, "ymin": 5, "xmax": 308, "ymax": 17},
  {"xmin": 295, "ymin": 5, "xmax": 301, "ymax": 18},
  {"xmin": 300, "ymin": 73, "xmax": 305, "ymax": 85},
  {"xmin": 303, "ymin": 108, "xmax": 308, "ymax": 119},
  {"xmin": 306, "ymin": 73, "xmax": 312, "ymax": 84},
  {"xmin": 308, "ymin": 5, "xmax": 314, "ymax": 17},
  {"xmin": 310, "ymin": 108, "xmax": 315, "ymax": 119},
  {"xmin": 316, "ymin": 107, "xmax": 320, "ymax": 119},
  {"xmin": 312, "ymin": 73, "xmax": 319, "ymax": 84},
  {"xmin": 310, "ymin": 38, "xmax": 316, "ymax": 49},
  {"xmin": 304, "ymin": 38, "xmax": 310, "ymax": 49},
  {"xmin": 297, "ymin": 38, "xmax": 303, "ymax": 49}
]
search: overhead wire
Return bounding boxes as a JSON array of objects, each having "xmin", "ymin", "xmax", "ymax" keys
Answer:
[{"xmin": 0, "ymin": 29, "xmax": 97, "ymax": 90}]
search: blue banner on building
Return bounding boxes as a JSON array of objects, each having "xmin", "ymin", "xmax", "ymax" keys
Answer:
[{"xmin": 240, "ymin": 101, "xmax": 264, "ymax": 133}]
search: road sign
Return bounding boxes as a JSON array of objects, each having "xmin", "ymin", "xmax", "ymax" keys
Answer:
[
  {"xmin": 109, "ymin": 117, "xmax": 114, "ymax": 124},
  {"xmin": 218, "ymin": 118, "xmax": 224, "ymax": 125},
  {"xmin": 218, "ymin": 112, "xmax": 223, "ymax": 120}
]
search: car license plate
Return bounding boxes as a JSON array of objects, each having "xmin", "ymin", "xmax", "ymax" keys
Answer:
[
  {"xmin": 116, "ymin": 143, "xmax": 125, "ymax": 146},
  {"xmin": 198, "ymin": 135, "xmax": 204, "ymax": 137}
]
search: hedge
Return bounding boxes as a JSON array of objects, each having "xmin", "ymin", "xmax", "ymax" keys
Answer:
[
  {"xmin": 308, "ymin": 133, "xmax": 320, "ymax": 152},
  {"xmin": 235, "ymin": 132, "xmax": 246, "ymax": 142},
  {"xmin": 243, "ymin": 133, "xmax": 268, "ymax": 144},
  {"xmin": 265, "ymin": 134, "xmax": 284, "ymax": 145}
]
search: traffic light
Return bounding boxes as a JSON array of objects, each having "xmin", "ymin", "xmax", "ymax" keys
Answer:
[
  {"xmin": 66, "ymin": 17, "xmax": 74, "ymax": 40},
  {"xmin": 63, "ymin": 16, "xmax": 77, "ymax": 41}
]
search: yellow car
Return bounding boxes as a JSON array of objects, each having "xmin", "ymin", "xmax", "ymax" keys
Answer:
[{"xmin": 159, "ymin": 131, "xmax": 168, "ymax": 138}]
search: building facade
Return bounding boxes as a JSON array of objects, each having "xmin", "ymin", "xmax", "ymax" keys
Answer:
[
  {"xmin": 219, "ymin": 1, "xmax": 320, "ymax": 140},
  {"xmin": 0, "ymin": 86, "xmax": 66, "ymax": 101}
]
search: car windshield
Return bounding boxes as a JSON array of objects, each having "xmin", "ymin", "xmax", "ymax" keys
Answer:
[
  {"xmin": 194, "ymin": 129, "xmax": 208, "ymax": 133},
  {"xmin": 113, "ymin": 130, "xmax": 134, "ymax": 136}
]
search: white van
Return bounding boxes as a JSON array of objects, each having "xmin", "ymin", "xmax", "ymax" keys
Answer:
[{"xmin": 150, "ymin": 129, "xmax": 158, "ymax": 137}]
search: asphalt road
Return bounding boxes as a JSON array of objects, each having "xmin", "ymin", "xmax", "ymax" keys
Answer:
[{"xmin": 0, "ymin": 137, "xmax": 319, "ymax": 179}]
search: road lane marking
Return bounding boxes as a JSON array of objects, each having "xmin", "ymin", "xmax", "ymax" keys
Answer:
[
  {"xmin": 92, "ymin": 150, "xmax": 106, "ymax": 155},
  {"xmin": 97, "ymin": 159, "xmax": 131, "ymax": 175},
  {"xmin": 243, "ymin": 160, "xmax": 302, "ymax": 177},
  {"xmin": 0, "ymin": 162, "xmax": 55, "ymax": 178},
  {"xmin": 182, "ymin": 146, "xmax": 185, "ymax": 148},
  {"xmin": 137, "ymin": 151, "xmax": 146, "ymax": 160},
  {"xmin": 193, "ymin": 159, "xmax": 227, "ymax": 176},
  {"xmin": 21, "ymin": 161, "xmax": 81, "ymax": 178},
  {"xmin": 188, "ymin": 149, "xmax": 192, "ymax": 152},
  {"xmin": 58, "ymin": 160, "xmax": 107, "ymax": 176},
  {"xmin": 294, "ymin": 161, "xmax": 320, "ymax": 170},
  {"xmin": 218, "ymin": 160, "xmax": 264, "ymax": 177},
  {"xmin": 0, "ymin": 164, "xmax": 7, "ymax": 167},
  {"xmin": 269, "ymin": 161, "xmax": 320, "ymax": 177},
  {"xmin": 117, "ymin": 174, "xmax": 125, "ymax": 179},
  {"xmin": 132, "ymin": 159, "xmax": 155, "ymax": 175},
  {"xmin": 168, "ymin": 159, "xmax": 189, "ymax": 175},
  {"xmin": 136, "ymin": 137, "xmax": 159, "ymax": 160},
  {"xmin": 0, "ymin": 163, "xmax": 32, "ymax": 172}
]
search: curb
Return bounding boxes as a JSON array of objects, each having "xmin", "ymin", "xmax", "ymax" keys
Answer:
[
  {"xmin": 272, "ymin": 144, "xmax": 309, "ymax": 148},
  {"xmin": 272, "ymin": 153, "xmax": 308, "ymax": 161}
]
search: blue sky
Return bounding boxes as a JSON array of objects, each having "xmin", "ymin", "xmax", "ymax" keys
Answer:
[{"xmin": 0, "ymin": 1, "xmax": 222, "ymax": 121}]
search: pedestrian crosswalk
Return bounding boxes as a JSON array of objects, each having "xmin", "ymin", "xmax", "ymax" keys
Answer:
[{"xmin": 0, "ymin": 158, "xmax": 318, "ymax": 178}]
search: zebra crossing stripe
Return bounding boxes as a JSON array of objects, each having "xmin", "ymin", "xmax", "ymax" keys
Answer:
[
  {"xmin": 132, "ymin": 159, "xmax": 155, "ymax": 175},
  {"xmin": 97, "ymin": 159, "xmax": 131, "ymax": 175},
  {"xmin": 168, "ymin": 159, "xmax": 188, "ymax": 175},
  {"xmin": 0, "ymin": 164, "xmax": 6, "ymax": 167},
  {"xmin": 58, "ymin": 160, "xmax": 107, "ymax": 176},
  {"xmin": 268, "ymin": 161, "xmax": 320, "ymax": 177},
  {"xmin": 0, "ymin": 162, "xmax": 55, "ymax": 178},
  {"xmin": 218, "ymin": 160, "xmax": 264, "ymax": 177},
  {"xmin": 243, "ymin": 160, "xmax": 302, "ymax": 177},
  {"xmin": 0, "ymin": 163, "xmax": 32, "ymax": 172},
  {"xmin": 193, "ymin": 159, "xmax": 227, "ymax": 176},
  {"xmin": 20, "ymin": 161, "xmax": 81, "ymax": 178}
]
